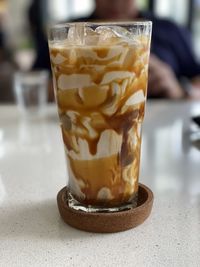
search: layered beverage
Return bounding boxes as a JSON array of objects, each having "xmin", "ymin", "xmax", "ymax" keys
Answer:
[{"xmin": 48, "ymin": 22, "xmax": 152, "ymax": 211}]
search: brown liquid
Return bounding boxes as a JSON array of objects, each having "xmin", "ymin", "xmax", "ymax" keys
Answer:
[{"xmin": 49, "ymin": 36, "xmax": 150, "ymax": 207}]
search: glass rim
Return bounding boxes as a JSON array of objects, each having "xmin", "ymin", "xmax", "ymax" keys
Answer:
[{"xmin": 49, "ymin": 20, "xmax": 152, "ymax": 31}]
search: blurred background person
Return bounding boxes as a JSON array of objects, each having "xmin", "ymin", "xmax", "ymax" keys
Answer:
[{"xmin": 28, "ymin": 0, "xmax": 200, "ymax": 100}]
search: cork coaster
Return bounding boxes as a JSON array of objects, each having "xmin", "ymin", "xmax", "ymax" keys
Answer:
[{"xmin": 57, "ymin": 184, "xmax": 154, "ymax": 233}]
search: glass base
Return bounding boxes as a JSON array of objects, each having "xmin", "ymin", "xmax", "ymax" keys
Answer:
[{"xmin": 67, "ymin": 191, "xmax": 138, "ymax": 213}]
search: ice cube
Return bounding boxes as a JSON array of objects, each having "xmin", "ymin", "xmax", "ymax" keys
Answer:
[
  {"xmin": 67, "ymin": 25, "xmax": 139, "ymax": 46},
  {"xmin": 95, "ymin": 26, "xmax": 119, "ymax": 44},
  {"xmin": 84, "ymin": 27, "xmax": 99, "ymax": 45},
  {"xmin": 96, "ymin": 26, "xmax": 117, "ymax": 37},
  {"xmin": 95, "ymin": 26, "xmax": 139, "ymax": 45},
  {"xmin": 67, "ymin": 24, "xmax": 85, "ymax": 45},
  {"xmin": 67, "ymin": 25, "xmax": 100, "ymax": 45}
]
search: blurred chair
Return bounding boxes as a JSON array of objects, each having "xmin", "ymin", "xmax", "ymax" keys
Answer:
[
  {"xmin": 0, "ymin": 11, "xmax": 15, "ymax": 103},
  {"xmin": 0, "ymin": 62, "xmax": 15, "ymax": 103}
]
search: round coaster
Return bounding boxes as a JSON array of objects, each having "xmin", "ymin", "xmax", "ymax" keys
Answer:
[{"xmin": 57, "ymin": 183, "xmax": 154, "ymax": 233}]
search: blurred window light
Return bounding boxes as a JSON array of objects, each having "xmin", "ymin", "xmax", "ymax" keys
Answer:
[
  {"xmin": 48, "ymin": 0, "xmax": 95, "ymax": 22},
  {"xmin": 49, "ymin": 0, "xmax": 70, "ymax": 21},
  {"xmin": 155, "ymin": 0, "xmax": 171, "ymax": 16},
  {"xmin": 155, "ymin": 0, "xmax": 189, "ymax": 26},
  {"xmin": 72, "ymin": 0, "xmax": 95, "ymax": 18}
]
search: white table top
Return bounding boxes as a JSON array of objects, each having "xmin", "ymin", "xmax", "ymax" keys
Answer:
[{"xmin": 0, "ymin": 101, "xmax": 200, "ymax": 267}]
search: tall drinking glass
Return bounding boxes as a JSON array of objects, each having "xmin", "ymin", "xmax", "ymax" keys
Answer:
[{"xmin": 48, "ymin": 22, "xmax": 152, "ymax": 212}]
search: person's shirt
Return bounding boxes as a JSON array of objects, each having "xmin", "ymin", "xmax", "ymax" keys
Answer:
[
  {"xmin": 32, "ymin": 11, "xmax": 200, "ymax": 80},
  {"xmin": 143, "ymin": 12, "xmax": 200, "ymax": 79}
]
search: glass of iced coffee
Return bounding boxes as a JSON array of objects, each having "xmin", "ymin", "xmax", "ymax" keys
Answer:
[{"xmin": 48, "ymin": 22, "xmax": 152, "ymax": 212}]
